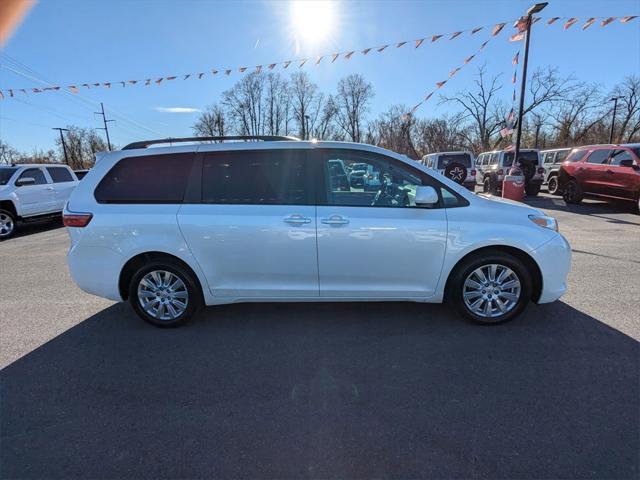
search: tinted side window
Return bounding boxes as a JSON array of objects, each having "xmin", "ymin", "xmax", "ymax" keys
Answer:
[
  {"xmin": 95, "ymin": 153, "xmax": 195, "ymax": 203},
  {"xmin": 555, "ymin": 150, "xmax": 569, "ymax": 163},
  {"xmin": 609, "ymin": 149, "xmax": 633, "ymax": 166},
  {"xmin": 543, "ymin": 152, "xmax": 555, "ymax": 164},
  {"xmin": 586, "ymin": 149, "xmax": 611, "ymax": 164},
  {"xmin": 202, "ymin": 150, "xmax": 311, "ymax": 205},
  {"xmin": 490, "ymin": 154, "xmax": 498, "ymax": 166},
  {"xmin": 18, "ymin": 168, "xmax": 47, "ymax": 185},
  {"xmin": 566, "ymin": 149, "xmax": 586, "ymax": 162},
  {"xmin": 47, "ymin": 167, "xmax": 74, "ymax": 183}
]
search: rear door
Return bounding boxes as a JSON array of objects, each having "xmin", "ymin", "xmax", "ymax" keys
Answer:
[
  {"xmin": 178, "ymin": 148, "xmax": 319, "ymax": 299},
  {"xmin": 315, "ymin": 149, "xmax": 447, "ymax": 298},
  {"xmin": 46, "ymin": 166, "xmax": 78, "ymax": 211},
  {"xmin": 14, "ymin": 167, "xmax": 55, "ymax": 216},
  {"xmin": 580, "ymin": 149, "xmax": 612, "ymax": 194}
]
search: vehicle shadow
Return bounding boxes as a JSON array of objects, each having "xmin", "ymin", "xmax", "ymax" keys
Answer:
[
  {"xmin": 2, "ymin": 216, "xmax": 64, "ymax": 241},
  {"xmin": 1, "ymin": 301, "xmax": 638, "ymax": 479},
  {"xmin": 524, "ymin": 195, "xmax": 640, "ymax": 225}
]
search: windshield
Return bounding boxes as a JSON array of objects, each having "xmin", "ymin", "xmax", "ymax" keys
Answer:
[
  {"xmin": 351, "ymin": 163, "xmax": 368, "ymax": 171},
  {"xmin": 437, "ymin": 154, "xmax": 471, "ymax": 169},
  {"xmin": 0, "ymin": 167, "xmax": 18, "ymax": 186},
  {"xmin": 504, "ymin": 151, "xmax": 539, "ymax": 167}
]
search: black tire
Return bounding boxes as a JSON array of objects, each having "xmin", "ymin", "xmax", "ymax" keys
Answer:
[
  {"xmin": 547, "ymin": 175, "xmax": 560, "ymax": 195},
  {"xmin": 0, "ymin": 209, "xmax": 17, "ymax": 240},
  {"xmin": 525, "ymin": 184, "xmax": 540, "ymax": 197},
  {"xmin": 563, "ymin": 179, "xmax": 583, "ymax": 204},
  {"xmin": 447, "ymin": 251, "xmax": 532, "ymax": 325},
  {"xmin": 483, "ymin": 177, "xmax": 497, "ymax": 195},
  {"xmin": 129, "ymin": 259, "xmax": 202, "ymax": 327}
]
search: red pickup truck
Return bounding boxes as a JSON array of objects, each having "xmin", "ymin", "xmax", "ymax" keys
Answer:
[{"xmin": 558, "ymin": 144, "xmax": 640, "ymax": 212}]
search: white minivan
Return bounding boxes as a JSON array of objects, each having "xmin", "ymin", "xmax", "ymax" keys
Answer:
[{"xmin": 64, "ymin": 137, "xmax": 571, "ymax": 327}]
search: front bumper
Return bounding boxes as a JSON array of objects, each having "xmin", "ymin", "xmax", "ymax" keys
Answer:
[{"xmin": 530, "ymin": 232, "xmax": 572, "ymax": 303}]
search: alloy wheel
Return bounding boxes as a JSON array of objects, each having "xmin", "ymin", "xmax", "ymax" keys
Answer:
[
  {"xmin": 463, "ymin": 264, "xmax": 521, "ymax": 319},
  {"xmin": 137, "ymin": 270, "xmax": 189, "ymax": 321},
  {"xmin": 0, "ymin": 213, "xmax": 15, "ymax": 238}
]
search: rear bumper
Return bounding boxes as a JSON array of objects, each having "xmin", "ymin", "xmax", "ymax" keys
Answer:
[
  {"xmin": 67, "ymin": 243, "xmax": 125, "ymax": 301},
  {"xmin": 530, "ymin": 233, "xmax": 572, "ymax": 304}
]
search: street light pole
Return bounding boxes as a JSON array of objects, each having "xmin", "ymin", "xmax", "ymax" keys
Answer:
[
  {"xmin": 608, "ymin": 96, "xmax": 621, "ymax": 144},
  {"xmin": 514, "ymin": 2, "xmax": 547, "ymax": 165},
  {"xmin": 52, "ymin": 127, "xmax": 70, "ymax": 165}
]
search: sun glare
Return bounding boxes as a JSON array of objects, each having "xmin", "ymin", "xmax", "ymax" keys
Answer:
[{"xmin": 290, "ymin": 0, "xmax": 335, "ymax": 44}]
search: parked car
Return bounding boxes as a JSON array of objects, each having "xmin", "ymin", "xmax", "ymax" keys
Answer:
[
  {"xmin": 421, "ymin": 152, "xmax": 476, "ymax": 191},
  {"xmin": 475, "ymin": 149, "xmax": 544, "ymax": 196},
  {"xmin": 65, "ymin": 136, "xmax": 570, "ymax": 327},
  {"xmin": 559, "ymin": 144, "xmax": 640, "ymax": 211},
  {"xmin": 327, "ymin": 159, "xmax": 349, "ymax": 191},
  {"xmin": 363, "ymin": 164, "xmax": 382, "ymax": 191},
  {"xmin": 74, "ymin": 169, "xmax": 90, "ymax": 180},
  {"xmin": 540, "ymin": 148, "xmax": 570, "ymax": 195},
  {"xmin": 0, "ymin": 164, "xmax": 79, "ymax": 239},
  {"xmin": 347, "ymin": 162, "xmax": 369, "ymax": 188}
]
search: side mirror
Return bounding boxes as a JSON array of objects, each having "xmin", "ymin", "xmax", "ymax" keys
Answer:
[
  {"xmin": 15, "ymin": 177, "xmax": 36, "ymax": 187},
  {"xmin": 415, "ymin": 185, "xmax": 439, "ymax": 206},
  {"xmin": 619, "ymin": 159, "xmax": 637, "ymax": 169}
]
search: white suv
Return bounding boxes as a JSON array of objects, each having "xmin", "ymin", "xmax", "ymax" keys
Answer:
[
  {"xmin": 64, "ymin": 136, "xmax": 571, "ymax": 327},
  {"xmin": 0, "ymin": 164, "xmax": 79, "ymax": 239},
  {"xmin": 420, "ymin": 151, "xmax": 476, "ymax": 191}
]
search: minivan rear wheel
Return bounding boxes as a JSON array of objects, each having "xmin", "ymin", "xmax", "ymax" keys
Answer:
[
  {"xmin": 129, "ymin": 260, "xmax": 201, "ymax": 327},
  {"xmin": 448, "ymin": 252, "xmax": 532, "ymax": 324}
]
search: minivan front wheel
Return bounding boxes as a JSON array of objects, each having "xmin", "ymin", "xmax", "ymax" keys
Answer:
[
  {"xmin": 129, "ymin": 261, "xmax": 201, "ymax": 327},
  {"xmin": 448, "ymin": 252, "xmax": 532, "ymax": 324}
]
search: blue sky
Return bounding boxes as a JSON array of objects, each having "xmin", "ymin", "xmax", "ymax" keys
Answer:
[{"xmin": 1, "ymin": 0, "xmax": 639, "ymax": 153}]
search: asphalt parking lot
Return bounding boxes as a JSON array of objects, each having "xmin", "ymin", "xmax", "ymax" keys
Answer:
[{"xmin": 1, "ymin": 193, "xmax": 639, "ymax": 479}]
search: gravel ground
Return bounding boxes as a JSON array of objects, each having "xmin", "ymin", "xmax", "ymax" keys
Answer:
[{"xmin": 1, "ymin": 193, "xmax": 638, "ymax": 479}]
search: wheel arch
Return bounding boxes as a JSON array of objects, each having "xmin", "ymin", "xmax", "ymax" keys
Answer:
[
  {"xmin": 118, "ymin": 251, "xmax": 205, "ymax": 302},
  {"xmin": 443, "ymin": 245, "xmax": 543, "ymax": 303},
  {"xmin": 0, "ymin": 200, "xmax": 18, "ymax": 218}
]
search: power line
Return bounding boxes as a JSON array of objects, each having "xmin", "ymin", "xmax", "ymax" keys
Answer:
[{"xmin": 52, "ymin": 127, "xmax": 69, "ymax": 164}]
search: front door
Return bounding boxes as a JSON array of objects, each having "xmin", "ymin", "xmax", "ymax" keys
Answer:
[
  {"xmin": 14, "ymin": 167, "xmax": 55, "ymax": 216},
  {"xmin": 178, "ymin": 148, "xmax": 319, "ymax": 299},
  {"xmin": 606, "ymin": 149, "xmax": 640, "ymax": 199},
  {"xmin": 316, "ymin": 149, "xmax": 447, "ymax": 299},
  {"xmin": 580, "ymin": 149, "xmax": 612, "ymax": 195}
]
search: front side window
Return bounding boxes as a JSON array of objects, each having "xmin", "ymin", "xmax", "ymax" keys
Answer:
[
  {"xmin": 555, "ymin": 150, "xmax": 569, "ymax": 163},
  {"xmin": 565, "ymin": 148, "xmax": 586, "ymax": 162},
  {"xmin": 95, "ymin": 153, "xmax": 195, "ymax": 203},
  {"xmin": 320, "ymin": 150, "xmax": 462, "ymax": 208},
  {"xmin": 490, "ymin": 154, "xmax": 498, "ymax": 166},
  {"xmin": 46, "ymin": 167, "xmax": 74, "ymax": 183},
  {"xmin": 17, "ymin": 168, "xmax": 47, "ymax": 185},
  {"xmin": 0, "ymin": 167, "xmax": 18, "ymax": 186},
  {"xmin": 202, "ymin": 150, "xmax": 311, "ymax": 205},
  {"xmin": 437, "ymin": 154, "xmax": 472, "ymax": 169},
  {"xmin": 544, "ymin": 152, "xmax": 555, "ymax": 164},
  {"xmin": 609, "ymin": 149, "xmax": 633, "ymax": 166},
  {"xmin": 586, "ymin": 149, "xmax": 611, "ymax": 164}
]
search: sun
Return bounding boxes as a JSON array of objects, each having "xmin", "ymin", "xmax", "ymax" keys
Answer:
[{"xmin": 290, "ymin": 0, "xmax": 335, "ymax": 44}]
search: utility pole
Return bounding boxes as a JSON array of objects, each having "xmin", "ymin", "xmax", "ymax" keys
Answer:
[
  {"xmin": 52, "ymin": 127, "xmax": 70, "ymax": 165},
  {"xmin": 94, "ymin": 102, "xmax": 115, "ymax": 151},
  {"xmin": 608, "ymin": 96, "xmax": 622, "ymax": 144},
  {"xmin": 304, "ymin": 115, "xmax": 310, "ymax": 140},
  {"xmin": 514, "ymin": 2, "xmax": 548, "ymax": 165}
]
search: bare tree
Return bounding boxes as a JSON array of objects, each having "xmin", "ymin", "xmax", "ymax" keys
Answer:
[
  {"xmin": 54, "ymin": 126, "xmax": 107, "ymax": 169},
  {"xmin": 289, "ymin": 71, "xmax": 323, "ymax": 139},
  {"xmin": 193, "ymin": 104, "xmax": 227, "ymax": 138},
  {"xmin": 612, "ymin": 75, "xmax": 640, "ymax": 143},
  {"xmin": 264, "ymin": 73, "xmax": 291, "ymax": 136},
  {"xmin": 335, "ymin": 74, "xmax": 374, "ymax": 142},
  {"xmin": 221, "ymin": 72, "xmax": 266, "ymax": 135},
  {"xmin": 0, "ymin": 140, "xmax": 20, "ymax": 164}
]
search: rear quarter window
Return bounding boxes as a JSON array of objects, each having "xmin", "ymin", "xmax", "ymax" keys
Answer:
[
  {"xmin": 47, "ymin": 167, "xmax": 74, "ymax": 183},
  {"xmin": 95, "ymin": 153, "xmax": 195, "ymax": 203}
]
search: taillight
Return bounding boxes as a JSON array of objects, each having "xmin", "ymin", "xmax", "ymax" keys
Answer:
[
  {"xmin": 537, "ymin": 167, "xmax": 545, "ymax": 174},
  {"xmin": 470, "ymin": 169, "xmax": 476, "ymax": 176},
  {"xmin": 498, "ymin": 169, "xmax": 504, "ymax": 176},
  {"xmin": 63, "ymin": 212, "xmax": 93, "ymax": 228}
]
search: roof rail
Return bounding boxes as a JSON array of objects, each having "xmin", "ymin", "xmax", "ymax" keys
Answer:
[{"xmin": 122, "ymin": 135, "xmax": 300, "ymax": 150}]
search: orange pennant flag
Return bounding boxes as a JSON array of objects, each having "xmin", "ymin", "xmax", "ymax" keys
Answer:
[
  {"xmin": 299, "ymin": 59, "xmax": 307, "ymax": 67},
  {"xmin": 547, "ymin": 17, "xmax": 560, "ymax": 25},
  {"xmin": 225, "ymin": 70, "xmax": 231, "ymax": 75},
  {"xmin": 492, "ymin": 23, "xmax": 506, "ymax": 36},
  {"xmin": 471, "ymin": 27, "xmax": 483, "ymax": 34},
  {"xmin": 255, "ymin": 65, "xmax": 262, "ymax": 72},
  {"xmin": 344, "ymin": 51, "xmax": 355, "ymax": 60},
  {"xmin": 415, "ymin": 39, "xmax": 424, "ymax": 48},
  {"xmin": 512, "ymin": 71, "xmax": 517, "ymax": 84},
  {"xmin": 510, "ymin": 32, "xmax": 525, "ymax": 42},
  {"xmin": 512, "ymin": 51, "xmax": 519, "ymax": 65},
  {"xmin": 239, "ymin": 67, "xmax": 247, "ymax": 73},
  {"xmin": 396, "ymin": 41, "xmax": 407, "ymax": 48},
  {"xmin": 377, "ymin": 45, "xmax": 388, "ymax": 52},
  {"xmin": 480, "ymin": 40, "xmax": 489, "ymax": 50},
  {"xmin": 145, "ymin": 79, "xmax": 151, "ymax": 86},
  {"xmin": 621, "ymin": 16, "xmax": 637, "ymax": 23},
  {"xmin": 315, "ymin": 56, "xmax": 323, "ymax": 65},
  {"xmin": 601, "ymin": 17, "xmax": 616, "ymax": 26},
  {"xmin": 431, "ymin": 34, "xmax": 442, "ymax": 42},
  {"xmin": 425, "ymin": 92, "xmax": 434, "ymax": 101},
  {"xmin": 166, "ymin": 76, "xmax": 176, "ymax": 81},
  {"xmin": 212, "ymin": 70, "xmax": 219, "ymax": 75},
  {"xmin": 119, "ymin": 81, "xmax": 125, "ymax": 87},
  {"xmin": 154, "ymin": 79, "xmax": 162, "ymax": 85},
  {"xmin": 104, "ymin": 82, "xmax": 111, "ymax": 88},
  {"xmin": 436, "ymin": 80, "xmax": 447, "ymax": 89},
  {"xmin": 582, "ymin": 18, "xmax": 596, "ymax": 30},
  {"xmin": 32, "ymin": 88, "xmax": 41, "ymax": 93},
  {"xmin": 183, "ymin": 74, "xmax": 191, "ymax": 80},
  {"xmin": 128, "ymin": 80, "xmax": 137, "ymax": 85},
  {"xmin": 450, "ymin": 31, "xmax": 462, "ymax": 40},
  {"xmin": 464, "ymin": 54, "xmax": 475, "ymax": 64},
  {"xmin": 8, "ymin": 89, "xmax": 14, "ymax": 97},
  {"xmin": 532, "ymin": 17, "xmax": 541, "ymax": 24},
  {"xmin": 362, "ymin": 47, "xmax": 372, "ymax": 55},
  {"xmin": 20, "ymin": 89, "xmax": 27, "ymax": 94},
  {"xmin": 198, "ymin": 73, "xmax": 204, "ymax": 79},
  {"xmin": 449, "ymin": 67, "xmax": 461, "ymax": 78},
  {"xmin": 283, "ymin": 61, "xmax": 292, "ymax": 69},
  {"xmin": 563, "ymin": 18, "xmax": 578, "ymax": 29},
  {"xmin": 82, "ymin": 83, "xmax": 90, "ymax": 88},
  {"xmin": 268, "ymin": 63, "xmax": 276, "ymax": 70},
  {"xmin": 331, "ymin": 53, "xmax": 339, "ymax": 63}
]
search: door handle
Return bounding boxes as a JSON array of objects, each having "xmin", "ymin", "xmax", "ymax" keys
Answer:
[
  {"xmin": 45, "ymin": 187, "xmax": 55, "ymax": 190},
  {"xmin": 283, "ymin": 215, "xmax": 311, "ymax": 225},
  {"xmin": 321, "ymin": 215, "xmax": 349, "ymax": 225}
]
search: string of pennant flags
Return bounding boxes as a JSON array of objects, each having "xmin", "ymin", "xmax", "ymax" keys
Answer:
[
  {"xmin": 0, "ymin": 14, "xmax": 637, "ymax": 101},
  {"xmin": 401, "ymin": 14, "xmax": 637, "ymax": 119}
]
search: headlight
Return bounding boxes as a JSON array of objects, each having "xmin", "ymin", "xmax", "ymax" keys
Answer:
[{"xmin": 528, "ymin": 214, "xmax": 558, "ymax": 231}]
